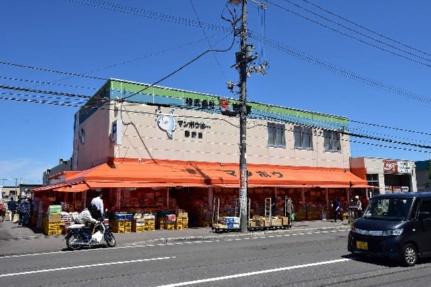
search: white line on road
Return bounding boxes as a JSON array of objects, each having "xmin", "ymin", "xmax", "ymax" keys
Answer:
[
  {"xmin": 0, "ymin": 256, "xmax": 175, "ymax": 278},
  {"xmin": 154, "ymin": 258, "xmax": 350, "ymax": 287},
  {"xmin": 0, "ymin": 228, "xmax": 349, "ymax": 260}
]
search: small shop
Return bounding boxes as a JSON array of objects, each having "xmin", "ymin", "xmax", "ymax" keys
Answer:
[
  {"xmin": 350, "ymin": 157, "xmax": 417, "ymax": 197},
  {"xmin": 32, "ymin": 158, "xmax": 369, "ymax": 234}
]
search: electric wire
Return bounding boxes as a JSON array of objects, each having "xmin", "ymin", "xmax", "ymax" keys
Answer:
[
  {"xmin": 298, "ymin": 0, "xmax": 431, "ymax": 58},
  {"xmin": 0, "ymin": 84, "xmax": 90, "ymax": 99},
  {"xmin": 65, "ymin": 0, "xmax": 431, "ymax": 106},
  {"xmin": 189, "ymin": 0, "xmax": 227, "ymax": 79},
  {"xmin": 0, "ymin": 75, "xmax": 96, "ymax": 90},
  {"xmin": 1, "ymin": 92, "xmax": 430, "ymax": 154},
  {"xmin": 269, "ymin": 0, "xmax": 431, "ymax": 68},
  {"xmin": 276, "ymin": 0, "xmax": 431, "ymax": 64},
  {"xmin": 0, "ymin": 60, "xmax": 107, "ymax": 81}
]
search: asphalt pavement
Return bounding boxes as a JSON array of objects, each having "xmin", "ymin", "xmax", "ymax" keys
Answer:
[{"xmin": 1, "ymin": 220, "xmax": 431, "ymax": 287}]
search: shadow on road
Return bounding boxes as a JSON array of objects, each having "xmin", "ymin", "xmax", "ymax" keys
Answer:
[{"xmin": 342, "ymin": 253, "xmax": 431, "ymax": 268}]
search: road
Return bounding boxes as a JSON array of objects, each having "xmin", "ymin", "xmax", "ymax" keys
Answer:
[{"xmin": 1, "ymin": 227, "xmax": 431, "ymax": 287}]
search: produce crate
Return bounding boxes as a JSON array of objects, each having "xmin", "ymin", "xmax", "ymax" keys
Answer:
[
  {"xmin": 160, "ymin": 222, "xmax": 175, "ymax": 230},
  {"xmin": 124, "ymin": 221, "xmax": 132, "ymax": 233},
  {"xmin": 281, "ymin": 216, "xmax": 290, "ymax": 226},
  {"xmin": 111, "ymin": 221, "xmax": 125, "ymax": 233},
  {"xmin": 132, "ymin": 225, "xmax": 145, "ymax": 232},
  {"xmin": 175, "ymin": 218, "xmax": 188, "ymax": 230},
  {"xmin": 271, "ymin": 217, "xmax": 283, "ymax": 227}
]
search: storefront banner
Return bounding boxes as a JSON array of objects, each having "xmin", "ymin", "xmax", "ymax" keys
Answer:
[
  {"xmin": 397, "ymin": 161, "xmax": 413, "ymax": 174},
  {"xmin": 384, "ymin": 160, "xmax": 398, "ymax": 174}
]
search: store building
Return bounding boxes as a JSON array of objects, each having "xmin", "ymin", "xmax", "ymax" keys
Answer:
[
  {"xmin": 34, "ymin": 79, "xmax": 368, "ymax": 225},
  {"xmin": 350, "ymin": 157, "xmax": 417, "ymax": 197},
  {"xmin": 416, "ymin": 160, "xmax": 431, "ymax": 192}
]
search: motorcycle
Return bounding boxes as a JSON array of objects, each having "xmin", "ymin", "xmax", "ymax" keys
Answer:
[{"xmin": 65, "ymin": 220, "xmax": 116, "ymax": 250}]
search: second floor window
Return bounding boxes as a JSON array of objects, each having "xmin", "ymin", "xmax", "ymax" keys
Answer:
[
  {"xmin": 267, "ymin": 123, "xmax": 286, "ymax": 148},
  {"xmin": 323, "ymin": 130, "xmax": 341, "ymax": 152},
  {"xmin": 294, "ymin": 126, "xmax": 313, "ymax": 149}
]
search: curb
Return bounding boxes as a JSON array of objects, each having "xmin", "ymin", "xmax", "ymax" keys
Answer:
[{"xmin": 127, "ymin": 226, "xmax": 350, "ymax": 246}]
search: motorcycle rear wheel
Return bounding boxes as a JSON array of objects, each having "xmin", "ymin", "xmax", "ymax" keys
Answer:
[{"xmin": 66, "ymin": 234, "xmax": 81, "ymax": 250}]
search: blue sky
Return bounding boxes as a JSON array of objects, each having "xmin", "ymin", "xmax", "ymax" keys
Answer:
[{"xmin": 1, "ymin": 0, "xmax": 431, "ymax": 184}]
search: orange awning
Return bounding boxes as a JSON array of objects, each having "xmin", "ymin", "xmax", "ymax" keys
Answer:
[
  {"xmin": 34, "ymin": 158, "xmax": 369, "ymax": 192},
  {"xmin": 53, "ymin": 183, "xmax": 90, "ymax": 193}
]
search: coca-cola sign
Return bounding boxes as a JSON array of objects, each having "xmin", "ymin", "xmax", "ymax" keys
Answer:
[{"xmin": 384, "ymin": 160, "xmax": 398, "ymax": 174}]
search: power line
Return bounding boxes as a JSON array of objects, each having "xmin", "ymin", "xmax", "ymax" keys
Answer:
[
  {"xmin": 66, "ymin": 0, "xmax": 230, "ymax": 34},
  {"xmin": 277, "ymin": 0, "xmax": 431, "ymax": 64},
  {"xmin": 0, "ymin": 60, "xmax": 107, "ymax": 81},
  {"xmin": 119, "ymin": 29, "xmax": 236, "ymax": 101},
  {"xmin": 298, "ymin": 0, "xmax": 431, "ymax": 58},
  {"xmin": 0, "ymin": 75, "xmax": 96, "ymax": 90},
  {"xmin": 268, "ymin": 0, "xmax": 431, "ymax": 69},
  {"xmin": 0, "ymin": 84, "xmax": 91, "ymax": 99},
  {"xmin": 189, "ymin": 0, "xmax": 227, "ymax": 80},
  {"xmin": 255, "ymin": 35, "xmax": 431, "ymax": 105},
  {"xmin": 66, "ymin": 0, "xmax": 431, "ymax": 106},
  {"xmin": 351, "ymin": 119, "xmax": 431, "ymax": 137},
  {"xmin": 1, "ymin": 90, "xmax": 430, "ymax": 154}
]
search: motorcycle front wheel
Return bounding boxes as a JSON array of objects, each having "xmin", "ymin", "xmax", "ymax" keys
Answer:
[
  {"xmin": 66, "ymin": 233, "xmax": 81, "ymax": 250},
  {"xmin": 105, "ymin": 231, "xmax": 116, "ymax": 247}
]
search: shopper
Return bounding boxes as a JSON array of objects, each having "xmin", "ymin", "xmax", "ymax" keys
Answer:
[
  {"xmin": 90, "ymin": 192, "xmax": 104, "ymax": 220},
  {"xmin": 18, "ymin": 197, "xmax": 30, "ymax": 226},
  {"xmin": 7, "ymin": 197, "xmax": 17, "ymax": 222},
  {"xmin": 286, "ymin": 197, "xmax": 294, "ymax": 227},
  {"xmin": 355, "ymin": 195, "xmax": 363, "ymax": 218},
  {"xmin": 0, "ymin": 201, "xmax": 5, "ymax": 222},
  {"xmin": 332, "ymin": 198, "xmax": 341, "ymax": 223}
]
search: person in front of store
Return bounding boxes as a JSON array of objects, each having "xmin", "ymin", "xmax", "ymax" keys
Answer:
[
  {"xmin": 7, "ymin": 197, "xmax": 17, "ymax": 222},
  {"xmin": 0, "ymin": 201, "xmax": 5, "ymax": 222},
  {"xmin": 332, "ymin": 198, "xmax": 341, "ymax": 223},
  {"xmin": 18, "ymin": 197, "xmax": 30, "ymax": 226},
  {"xmin": 90, "ymin": 191, "xmax": 104, "ymax": 220},
  {"xmin": 355, "ymin": 195, "xmax": 363, "ymax": 218},
  {"xmin": 286, "ymin": 197, "xmax": 294, "ymax": 227}
]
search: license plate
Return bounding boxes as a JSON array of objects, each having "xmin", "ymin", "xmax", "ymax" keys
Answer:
[{"xmin": 356, "ymin": 240, "xmax": 368, "ymax": 250}]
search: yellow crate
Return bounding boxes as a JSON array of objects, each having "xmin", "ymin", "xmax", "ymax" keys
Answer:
[
  {"xmin": 132, "ymin": 225, "xmax": 145, "ymax": 232},
  {"xmin": 111, "ymin": 221, "xmax": 126, "ymax": 233},
  {"xmin": 160, "ymin": 223, "xmax": 175, "ymax": 230}
]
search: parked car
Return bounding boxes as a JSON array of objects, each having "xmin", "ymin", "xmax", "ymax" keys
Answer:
[{"xmin": 348, "ymin": 192, "xmax": 431, "ymax": 266}]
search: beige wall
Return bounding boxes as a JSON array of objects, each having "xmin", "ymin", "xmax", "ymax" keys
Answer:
[
  {"xmin": 73, "ymin": 107, "xmax": 111, "ymax": 170},
  {"xmin": 108, "ymin": 103, "xmax": 350, "ymax": 168}
]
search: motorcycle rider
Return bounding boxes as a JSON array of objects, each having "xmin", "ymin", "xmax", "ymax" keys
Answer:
[{"xmin": 75, "ymin": 207, "xmax": 99, "ymax": 241}]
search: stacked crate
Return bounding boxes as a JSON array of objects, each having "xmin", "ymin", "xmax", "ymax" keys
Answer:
[
  {"xmin": 160, "ymin": 214, "xmax": 176, "ymax": 230},
  {"xmin": 133, "ymin": 214, "xmax": 156, "ymax": 232},
  {"xmin": 175, "ymin": 210, "xmax": 188, "ymax": 230},
  {"xmin": 43, "ymin": 205, "xmax": 62, "ymax": 236},
  {"xmin": 111, "ymin": 213, "xmax": 133, "ymax": 233}
]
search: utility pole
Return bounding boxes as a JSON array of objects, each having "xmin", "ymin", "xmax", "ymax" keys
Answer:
[
  {"xmin": 229, "ymin": 0, "xmax": 267, "ymax": 232},
  {"xmin": 238, "ymin": 0, "xmax": 249, "ymax": 232}
]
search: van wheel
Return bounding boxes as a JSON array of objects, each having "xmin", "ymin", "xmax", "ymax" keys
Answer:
[{"xmin": 402, "ymin": 244, "xmax": 418, "ymax": 266}]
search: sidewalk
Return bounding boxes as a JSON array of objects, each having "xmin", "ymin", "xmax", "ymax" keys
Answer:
[{"xmin": 0, "ymin": 219, "xmax": 349, "ymax": 257}]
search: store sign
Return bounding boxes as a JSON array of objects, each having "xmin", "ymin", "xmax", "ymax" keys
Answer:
[
  {"xmin": 383, "ymin": 160, "xmax": 398, "ymax": 174},
  {"xmin": 398, "ymin": 161, "xmax": 413, "ymax": 174},
  {"xmin": 383, "ymin": 160, "xmax": 413, "ymax": 174},
  {"xmin": 156, "ymin": 110, "xmax": 176, "ymax": 139}
]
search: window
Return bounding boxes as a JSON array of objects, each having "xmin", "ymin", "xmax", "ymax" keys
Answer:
[
  {"xmin": 267, "ymin": 123, "xmax": 286, "ymax": 147},
  {"xmin": 366, "ymin": 174, "xmax": 379, "ymax": 187},
  {"xmin": 323, "ymin": 130, "xmax": 341, "ymax": 152},
  {"xmin": 294, "ymin": 126, "xmax": 313, "ymax": 149}
]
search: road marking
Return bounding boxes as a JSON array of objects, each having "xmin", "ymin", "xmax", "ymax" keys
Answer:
[
  {"xmin": 0, "ymin": 256, "xmax": 175, "ymax": 278},
  {"xmin": 155, "ymin": 258, "xmax": 350, "ymax": 287},
  {"xmin": 0, "ymin": 228, "xmax": 349, "ymax": 260}
]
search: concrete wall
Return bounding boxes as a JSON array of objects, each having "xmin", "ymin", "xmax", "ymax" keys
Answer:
[
  {"xmin": 73, "ymin": 106, "xmax": 112, "ymax": 170},
  {"xmin": 110, "ymin": 103, "xmax": 350, "ymax": 168}
]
